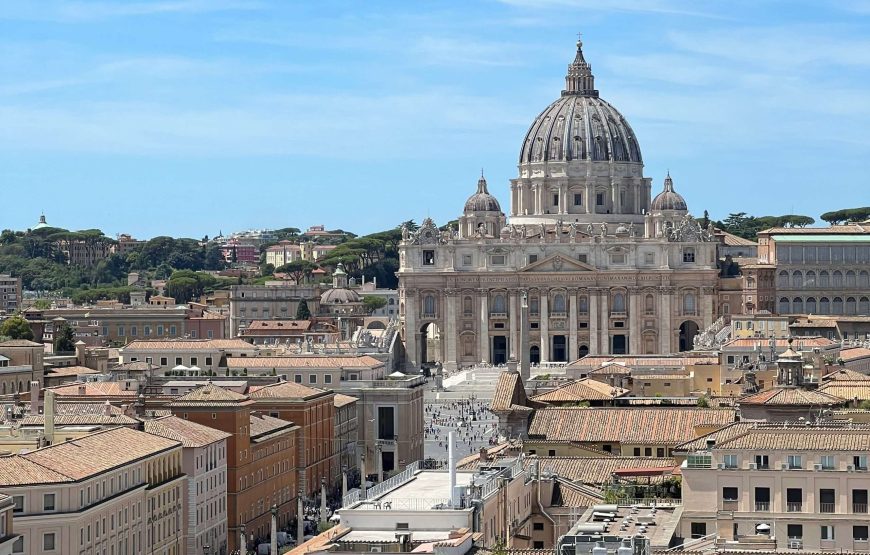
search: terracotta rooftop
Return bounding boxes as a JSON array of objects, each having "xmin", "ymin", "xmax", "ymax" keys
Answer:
[
  {"xmin": 169, "ymin": 382, "xmax": 250, "ymax": 407},
  {"xmin": 738, "ymin": 387, "xmax": 846, "ymax": 406},
  {"xmin": 818, "ymin": 381, "xmax": 870, "ymax": 401},
  {"xmin": 0, "ymin": 340, "xmax": 42, "ymax": 347},
  {"xmin": 714, "ymin": 426, "xmax": 870, "ymax": 451},
  {"xmin": 20, "ymin": 402, "xmax": 139, "ymax": 427},
  {"xmin": 722, "ymin": 337, "xmax": 836, "ymax": 349},
  {"xmin": 527, "ymin": 407, "xmax": 735, "ymax": 445},
  {"xmin": 45, "ymin": 365, "xmax": 101, "ymax": 377},
  {"xmin": 249, "ymin": 413, "xmax": 296, "ymax": 439},
  {"xmin": 490, "ymin": 371, "xmax": 543, "ymax": 412},
  {"xmin": 144, "ymin": 415, "xmax": 232, "ymax": 448},
  {"xmin": 631, "ymin": 374, "xmax": 691, "ymax": 381},
  {"xmin": 530, "ymin": 456, "xmax": 677, "ymax": 485},
  {"xmin": 570, "ymin": 355, "xmax": 718, "ymax": 368},
  {"xmin": 334, "ymin": 393, "xmax": 358, "ymax": 408},
  {"xmin": 248, "ymin": 381, "xmax": 327, "ymax": 400},
  {"xmin": 123, "ymin": 338, "xmax": 256, "ymax": 351},
  {"xmin": 111, "ymin": 361, "xmax": 160, "ymax": 371},
  {"xmin": 672, "ymin": 422, "xmax": 757, "ymax": 452},
  {"xmin": 717, "ymin": 230, "xmax": 757, "ymax": 247},
  {"xmin": 760, "ymin": 224, "xmax": 870, "ymax": 235},
  {"xmin": 0, "ymin": 427, "xmax": 179, "ymax": 486},
  {"xmin": 225, "ymin": 355, "xmax": 384, "ymax": 369},
  {"xmin": 531, "ymin": 378, "xmax": 628, "ymax": 403},
  {"xmin": 47, "ymin": 381, "xmax": 137, "ymax": 397},
  {"xmin": 550, "ymin": 478, "xmax": 605, "ymax": 507},
  {"xmin": 240, "ymin": 320, "xmax": 311, "ymax": 334},
  {"xmin": 841, "ymin": 347, "xmax": 870, "ymax": 361},
  {"xmin": 823, "ymin": 368, "xmax": 870, "ymax": 382}
]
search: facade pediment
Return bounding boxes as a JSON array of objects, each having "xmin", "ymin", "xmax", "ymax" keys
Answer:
[{"xmin": 521, "ymin": 254, "xmax": 595, "ymax": 273}]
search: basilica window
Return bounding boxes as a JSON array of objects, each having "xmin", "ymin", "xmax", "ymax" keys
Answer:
[
  {"xmin": 552, "ymin": 294, "xmax": 566, "ymax": 314},
  {"xmin": 552, "ymin": 193, "xmax": 559, "ymax": 207},
  {"xmin": 860, "ymin": 271, "xmax": 870, "ymax": 288},
  {"xmin": 612, "ymin": 293, "xmax": 626, "ymax": 314},
  {"xmin": 528, "ymin": 254, "xmax": 538, "ymax": 264},
  {"xmin": 805, "ymin": 271, "xmax": 816, "ymax": 287},
  {"xmin": 596, "ymin": 193, "xmax": 604, "ymax": 206},
  {"xmin": 463, "ymin": 296, "xmax": 473, "ymax": 316},
  {"xmin": 846, "ymin": 297, "xmax": 857, "ymax": 315},
  {"xmin": 792, "ymin": 271, "xmax": 802, "ymax": 288},
  {"xmin": 578, "ymin": 296, "xmax": 588, "ymax": 314},
  {"xmin": 859, "ymin": 297, "xmax": 870, "ymax": 314},
  {"xmin": 832, "ymin": 297, "xmax": 844, "ymax": 315},
  {"xmin": 819, "ymin": 297, "xmax": 830, "ymax": 314},
  {"xmin": 644, "ymin": 252, "xmax": 655, "ymax": 265},
  {"xmin": 490, "ymin": 255, "xmax": 506, "ymax": 266},
  {"xmin": 846, "ymin": 270, "xmax": 857, "ymax": 288},
  {"xmin": 805, "ymin": 297, "xmax": 817, "ymax": 313},
  {"xmin": 492, "ymin": 295, "xmax": 506, "ymax": 314},
  {"xmin": 683, "ymin": 292, "xmax": 696, "ymax": 315},
  {"xmin": 682, "ymin": 247, "xmax": 695, "ymax": 264},
  {"xmin": 792, "ymin": 297, "xmax": 804, "ymax": 313},
  {"xmin": 819, "ymin": 271, "xmax": 830, "ymax": 287},
  {"xmin": 423, "ymin": 250, "xmax": 435, "ymax": 266},
  {"xmin": 573, "ymin": 193, "xmax": 582, "ymax": 206},
  {"xmin": 462, "ymin": 254, "xmax": 472, "ymax": 266},
  {"xmin": 833, "ymin": 271, "xmax": 843, "ymax": 288},
  {"xmin": 778, "ymin": 271, "xmax": 789, "ymax": 288},
  {"xmin": 645, "ymin": 294, "xmax": 655, "ymax": 315},
  {"xmin": 423, "ymin": 295, "xmax": 436, "ymax": 317},
  {"xmin": 530, "ymin": 297, "xmax": 539, "ymax": 316}
]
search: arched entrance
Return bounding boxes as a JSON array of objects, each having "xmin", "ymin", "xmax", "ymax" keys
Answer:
[
  {"xmin": 579, "ymin": 344, "xmax": 589, "ymax": 357},
  {"xmin": 679, "ymin": 321, "xmax": 699, "ymax": 352},
  {"xmin": 529, "ymin": 345, "xmax": 540, "ymax": 365},
  {"xmin": 420, "ymin": 323, "xmax": 442, "ymax": 366},
  {"xmin": 367, "ymin": 321, "xmax": 386, "ymax": 330}
]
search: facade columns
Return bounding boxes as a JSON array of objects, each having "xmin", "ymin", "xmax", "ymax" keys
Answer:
[
  {"xmin": 599, "ymin": 289, "xmax": 609, "ymax": 354},
  {"xmin": 587, "ymin": 183, "xmax": 595, "ymax": 214},
  {"xmin": 588, "ymin": 289, "xmax": 599, "ymax": 355},
  {"xmin": 540, "ymin": 294, "xmax": 549, "ymax": 362},
  {"xmin": 628, "ymin": 289, "xmax": 641, "ymax": 354},
  {"xmin": 509, "ymin": 291, "xmax": 519, "ymax": 360},
  {"xmin": 445, "ymin": 291, "xmax": 458, "ymax": 371},
  {"xmin": 702, "ymin": 287, "xmax": 715, "ymax": 328},
  {"xmin": 660, "ymin": 288, "xmax": 673, "ymax": 354},
  {"xmin": 404, "ymin": 291, "xmax": 418, "ymax": 369},
  {"xmin": 568, "ymin": 289, "xmax": 579, "ymax": 361},
  {"xmin": 479, "ymin": 293, "xmax": 489, "ymax": 363}
]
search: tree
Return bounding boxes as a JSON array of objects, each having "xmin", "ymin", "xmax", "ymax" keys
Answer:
[
  {"xmin": 0, "ymin": 316, "xmax": 33, "ymax": 340},
  {"xmin": 295, "ymin": 299, "xmax": 311, "ymax": 320},
  {"xmin": 363, "ymin": 295, "xmax": 388, "ymax": 313},
  {"xmin": 820, "ymin": 207, "xmax": 870, "ymax": 225},
  {"xmin": 54, "ymin": 322, "xmax": 76, "ymax": 353},
  {"xmin": 277, "ymin": 260, "xmax": 316, "ymax": 284}
]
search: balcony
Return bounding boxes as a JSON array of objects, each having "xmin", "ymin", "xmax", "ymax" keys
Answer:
[
  {"xmin": 819, "ymin": 503, "xmax": 835, "ymax": 513},
  {"xmin": 755, "ymin": 502, "xmax": 770, "ymax": 511},
  {"xmin": 722, "ymin": 500, "xmax": 738, "ymax": 511},
  {"xmin": 610, "ymin": 311, "xmax": 627, "ymax": 317},
  {"xmin": 854, "ymin": 503, "xmax": 868, "ymax": 514},
  {"xmin": 549, "ymin": 311, "xmax": 567, "ymax": 318},
  {"xmin": 489, "ymin": 312, "xmax": 508, "ymax": 319},
  {"xmin": 786, "ymin": 502, "xmax": 803, "ymax": 512}
]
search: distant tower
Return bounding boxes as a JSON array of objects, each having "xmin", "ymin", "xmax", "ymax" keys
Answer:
[{"xmin": 776, "ymin": 338, "xmax": 804, "ymax": 386}]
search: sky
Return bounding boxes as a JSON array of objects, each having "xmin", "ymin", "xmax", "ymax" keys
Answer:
[{"xmin": 2, "ymin": 0, "xmax": 870, "ymax": 240}]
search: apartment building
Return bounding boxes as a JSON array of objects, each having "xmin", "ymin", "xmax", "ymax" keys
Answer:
[
  {"xmin": 229, "ymin": 284, "xmax": 323, "ymax": 336},
  {"xmin": 0, "ymin": 494, "xmax": 18, "ymax": 555},
  {"xmin": 144, "ymin": 415, "xmax": 231, "ymax": 555},
  {"xmin": 120, "ymin": 338, "xmax": 258, "ymax": 374},
  {"xmin": 168, "ymin": 383, "xmax": 299, "ymax": 553},
  {"xmin": 0, "ymin": 340, "xmax": 44, "ymax": 396},
  {"xmin": 681, "ymin": 424, "xmax": 870, "ymax": 551},
  {"xmin": 0, "ymin": 275, "xmax": 21, "ymax": 316},
  {"xmin": 334, "ymin": 394, "xmax": 359, "ymax": 479},
  {"xmin": 225, "ymin": 354, "xmax": 384, "ymax": 384},
  {"xmin": 0, "ymin": 426, "xmax": 185, "ymax": 555}
]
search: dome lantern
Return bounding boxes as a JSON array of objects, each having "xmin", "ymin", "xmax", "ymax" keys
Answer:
[{"xmin": 563, "ymin": 37, "xmax": 598, "ymax": 97}]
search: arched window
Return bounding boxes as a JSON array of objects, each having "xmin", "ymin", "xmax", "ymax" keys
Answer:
[
  {"xmin": 463, "ymin": 296, "xmax": 472, "ymax": 316},
  {"xmin": 846, "ymin": 297, "xmax": 857, "ymax": 315},
  {"xmin": 820, "ymin": 271, "xmax": 830, "ymax": 287},
  {"xmin": 530, "ymin": 296, "xmax": 539, "ymax": 315},
  {"xmin": 683, "ymin": 292, "xmax": 696, "ymax": 315},
  {"xmin": 819, "ymin": 297, "xmax": 831, "ymax": 314},
  {"xmin": 846, "ymin": 270, "xmax": 857, "ymax": 288},
  {"xmin": 833, "ymin": 271, "xmax": 843, "ymax": 288},
  {"xmin": 388, "ymin": 298, "xmax": 394, "ymax": 305},
  {"xmin": 805, "ymin": 271, "xmax": 816, "ymax": 287},
  {"xmin": 860, "ymin": 271, "xmax": 870, "ymax": 288},
  {"xmin": 832, "ymin": 297, "xmax": 844, "ymax": 314},
  {"xmin": 423, "ymin": 295, "xmax": 436, "ymax": 316},
  {"xmin": 553, "ymin": 293, "xmax": 566, "ymax": 313},
  {"xmin": 645, "ymin": 294, "xmax": 655, "ymax": 315},
  {"xmin": 792, "ymin": 297, "xmax": 804, "ymax": 313},
  {"xmin": 612, "ymin": 292, "xmax": 626, "ymax": 313},
  {"xmin": 859, "ymin": 297, "xmax": 870, "ymax": 314},
  {"xmin": 805, "ymin": 297, "xmax": 817, "ymax": 313},
  {"xmin": 779, "ymin": 297, "xmax": 790, "ymax": 314},
  {"xmin": 493, "ymin": 294, "xmax": 506, "ymax": 314},
  {"xmin": 792, "ymin": 271, "xmax": 802, "ymax": 288},
  {"xmin": 778, "ymin": 271, "xmax": 789, "ymax": 288},
  {"xmin": 578, "ymin": 296, "xmax": 589, "ymax": 314}
]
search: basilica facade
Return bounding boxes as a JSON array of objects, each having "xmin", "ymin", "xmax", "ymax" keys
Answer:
[{"xmin": 397, "ymin": 40, "xmax": 720, "ymax": 371}]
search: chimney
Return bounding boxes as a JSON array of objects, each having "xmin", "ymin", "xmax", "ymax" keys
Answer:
[
  {"xmin": 29, "ymin": 381, "xmax": 40, "ymax": 414},
  {"xmin": 44, "ymin": 390, "xmax": 56, "ymax": 443},
  {"xmin": 103, "ymin": 400, "xmax": 112, "ymax": 417},
  {"xmin": 77, "ymin": 384, "xmax": 86, "ymax": 396},
  {"xmin": 479, "ymin": 447, "xmax": 488, "ymax": 462}
]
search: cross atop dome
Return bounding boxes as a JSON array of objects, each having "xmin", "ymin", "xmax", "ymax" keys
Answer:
[{"xmin": 563, "ymin": 35, "xmax": 598, "ymax": 97}]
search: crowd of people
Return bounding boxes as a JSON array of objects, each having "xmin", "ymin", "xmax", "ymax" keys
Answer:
[{"xmin": 423, "ymin": 397, "xmax": 500, "ymax": 462}]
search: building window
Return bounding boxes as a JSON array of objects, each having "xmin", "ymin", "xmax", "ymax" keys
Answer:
[
  {"xmin": 309, "ymin": 374, "xmax": 317, "ymax": 384},
  {"xmin": 190, "ymin": 357, "xmax": 198, "ymax": 366},
  {"xmin": 788, "ymin": 455, "xmax": 802, "ymax": 469},
  {"xmin": 596, "ymin": 192, "xmax": 604, "ymax": 206},
  {"xmin": 854, "ymin": 526, "xmax": 869, "ymax": 541},
  {"xmin": 325, "ymin": 374, "xmax": 332, "ymax": 384},
  {"xmin": 820, "ymin": 455, "xmax": 835, "ymax": 469},
  {"xmin": 170, "ymin": 325, "xmax": 177, "ymax": 335},
  {"xmin": 533, "ymin": 541, "xmax": 545, "ymax": 549},
  {"xmin": 160, "ymin": 357, "xmax": 168, "ymax": 366},
  {"xmin": 294, "ymin": 375, "xmax": 302, "ymax": 383},
  {"xmin": 722, "ymin": 487, "xmax": 738, "ymax": 501},
  {"xmin": 11, "ymin": 537, "xmax": 22, "ymax": 554},
  {"xmin": 533, "ymin": 522, "xmax": 545, "ymax": 531},
  {"xmin": 43, "ymin": 533, "xmax": 56, "ymax": 551},
  {"xmin": 144, "ymin": 326, "xmax": 151, "ymax": 336},
  {"xmin": 612, "ymin": 292, "xmax": 626, "ymax": 313},
  {"xmin": 552, "ymin": 193, "xmax": 559, "ymax": 206},
  {"xmin": 723, "ymin": 454, "xmax": 738, "ymax": 468},
  {"xmin": 528, "ymin": 254, "xmax": 538, "ymax": 264},
  {"xmin": 156, "ymin": 325, "xmax": 164, "ymax": 336},
  {"xmin": 423, "ymin": 295, "xmax": 436, "ymax": 317},
  {"xmin": 644, "ymin": 252, "xmax": 654, "ymax": 265},
  {"xmin": 423, "ymin": 250, "xmax": 435, "ymax": 266},
  {"xmin": 787, "ymin": 524, "xmax": 803, "ymax": 539},
  {"xmin": 690, "ymin": 522, "xmax": 707, "ymax": 539},
  {"xmin": 573, "ymin": 193, "xmax": 582, "ymax": 206},
  {"xmin": 43, "ymin": 493, "xmax": 56, "ymax": 511},
  {"xmin": 683, "ymin": 247, "xmax": 695, "ymax": 263},
  {"xmin": 490, "ymin": 255, "xmax": 506, "ymax": 266},
  {"xmin": 683, "ymin": 292, "xmax": 696, "ymax": 315},
  {"xmin": 462, "ymin": 254, "xmax": 472, "ymax": 266},
  {"xmin": 12, "ymin": 496, "xmax": 23, "ymax": 513},
  {"xmin": 855, "ymin": 455, "xmax": 869, "ymax": 470},
  {"xmin": 130, "ymin": 326, "xmax": 137, "ymax": 337}
]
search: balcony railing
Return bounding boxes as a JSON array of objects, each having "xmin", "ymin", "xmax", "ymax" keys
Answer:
[
  {"xmin": 489, "ymin": 312, "xmax": 507, "ymax": 319},
  {"xmin": 787, "ymin": 502, "xmax": 803, "ymax": 512},
  {"xmin": 820, "ymin": 503, "xmax": 835, "ymax": 513},
  {"xmin": 549, "ymin": 311, "xmax": 567, "ymax": 318},
  {"xmin": 755, "ymin": 502, "xmax": 770, "ymax": 511},
  {"xmin": 854, "ymin": 503, "xmax": 868, "ymax": 514},
  {"xmin": 722, "ymin": 500, "xmax": 738, "ymax": 511}
]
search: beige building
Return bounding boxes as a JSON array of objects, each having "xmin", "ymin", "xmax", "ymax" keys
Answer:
[
  {"xmin": 0, "ymin": 426, "xmax": 185, "ymax": 555},
  {"xmin": 228, "ymin": 284, "xmax": 323, "ymax": 336},
  {"xmin": 0, "ymin": 340, "xmax": 43, "ymax": 397},
  {"xmin": 120, "ymin": 338, "xmax": 258, "ymax": 374},
  {"xmin": 398, "ymin": 40, "xmax": 720, "ymax": 371},
  {"xmin": 144, "ymin": 415, "xmax": 230, "ymax": 555},
  {"xmin": 0, "ymin": 275, "xmax": 21, "ymax": 316},
  {"xmin": 681, "ymin": 424, "xmax": 870, "ymax": 551}
]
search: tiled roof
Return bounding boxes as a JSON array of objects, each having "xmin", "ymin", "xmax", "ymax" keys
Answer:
[
  {"xmin": 144, "ymin": 415, "xmax": 231, "ymax": 447},
  {"xmin": 528, "ymin": 407, "xmax": 735, "ymax": 445},
  {"xmin": 249, "ymin": 413, "xmax": 296, "ymax": 439},
  {"xmin": 527, "ymin": 456, "xmax": 677, "ymax": 485},
  {"xmin": 841, "ymin": 347, "xmax": 870, "ymax": 361},
  {"xmin": 818, "ymin": 381, "xmax": 870, "ymax": 401},
  {"xmin": 334, "ymin": 393, "xmax": 358, "ymax": 408},
  {"xmin": 715, "ymin": 427, "xmax": 870, "ymax": 451},
  {"xmin": 240, "ymin": 320, "xmax": 311, "ymax": 334},
  {"xmin": 123, "ymin": 338, "xmax": 255, "ymax": 351},
  {"xmin": 45, "ymin": 365, "xmax": 101, "ymax": 377},
  {"xmin": 716, "ymin": 230, "xmax": 757, "ymax": 247},
  {"xmin": 551, "ymin": 479, "xmax": 606, "ymax": 507},
  {"xmin": 47, "ymin": 381, "xmax": 137, "ymax": 397},
  {"xmin": 169, "ymin": 382, "xmax": 249, "ymax": 406},
  {"xmin": 0, "ymin": 427, "xmax": 179, "ymax": 485},
  {"xmin": 531, "ymin": 378, "xmax": 628, "ymax": 403},
  {"xmin": 760, "ymin": 224, "xmax": 870, "ymax": 235},
  {"xmin": 0, "ymin": 340, "xmax": 42, "ymax": 347},
  {"xmin": 631, "ymin": 374, "xmax": 691, "ymax": 380},
  {"xmin": 672, "ymin": 422, "xmax": 757, "ymax": 452},
  {"xmin": 248, "ymin": 381, "xmax": 327, "ymax": 400},
  {"xmin": 225, "ymin": 355, "xmax": 384, "ymax": 369},
  {"xmin": 490, "ymin": 371, "xmax": 543, "ymax": 412},
  {"xmin": 111, "ymin": 361, "xmax": 159, "ymax": 371},
  {"xmin": 823, "ymin": 368, "xmax": 870, "ymax": 381},
  {"xmin": 570, "ymin": 355, "xmax": 718, "ymax": 369},
  {"xmin": 722, "ymin": 337, "xmax": 835, "ymax": 349},
  {"xmin": 738, "ymin": 387, "xmax": 846, "ymax": 406},
  {"xmin": 20, "ymin": 402, "xmax": 139, "ymax": 427}
]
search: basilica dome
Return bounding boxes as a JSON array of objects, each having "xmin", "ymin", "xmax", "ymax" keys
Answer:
[
  {"xmin": 518, "ymin": 40, "xmax": 642, "ymax": 165},
  {"xmin": 651, "ymin": 173, "xmax": 688, "ymax": 212},
  {"xmin": 464, "ymin": 173, "xmax": 501, "ymax": 213}
]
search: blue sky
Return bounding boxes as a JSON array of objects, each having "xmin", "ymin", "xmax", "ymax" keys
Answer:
[{"xmin": 2, "ymin": 0, "xmax": 870, "ymax": 239}]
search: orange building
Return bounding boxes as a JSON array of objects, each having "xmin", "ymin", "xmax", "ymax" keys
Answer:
[{"xmin": 169, "ymin": 383, "xmax": 299, "ymax": 553}]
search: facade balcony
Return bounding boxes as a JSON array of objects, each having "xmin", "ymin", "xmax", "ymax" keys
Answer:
[
  {"xmin": 549, "ymin": 311, "xmax": 567, "ymax": 318},
  {"xmin": 489, "ymin": 312, "xmax": 508, "ymax": 319},
  {"xmin": 786, "ymin": 502, "xmax": 803, "ymax": 512},
  {"xmin": 854, "ymin": 503, "xmax": 868, "ymax": 514},
  {"xmin": 610, "ymin": 311, "xmax": 627, "ymax": 317},
  {"xmin": 722, "ymin": 500, "xmax": 738, "ymax": 511},
  {"xmin": 755, "ymin": 502, "xmax": 770, "ymax": 511},
  {"xmin": 819, "ymin": 503, "xmax": 835, "ymax": 513}
]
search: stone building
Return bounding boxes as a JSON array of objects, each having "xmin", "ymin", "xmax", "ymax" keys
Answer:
[{"xmin": 397, "ymin": 40, "xmax": 719, "ymax": 371}]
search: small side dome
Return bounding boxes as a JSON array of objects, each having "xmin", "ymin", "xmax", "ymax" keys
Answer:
[
  {"xmin": 651, "ymin": 173, "xmax": 688, "ymax": 212},
  {"xmin": 320, "ymin": 288, "xmax": 360, "ymax": 304},
  {"xmin": 464, "ymin": 173, "xmax": 501, "ymax": 213}
]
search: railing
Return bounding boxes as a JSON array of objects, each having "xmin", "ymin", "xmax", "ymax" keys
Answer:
[
  {"xmin": 722, "ymin": 500, "xmax": 738, "ymax": 510},
  {"xmin": 342, "ymin": 488, "xmax": 361, "ymax": 507},
  {"xmin": 549, "ymin": 311, "xmax": 567, "ymax": 318},
  {"xmin": 854, "ymin": 503, "xmax": 868, "ymax": 514},
  {"xmin": 489, "ymin": 312, "xmax": 508, "ymax": 319},
  {"xmin": 363, "ymin": 461, "xmax": 419, "ymax": 501},
  {"xmin": 820, "ymin": 503, "xmax": 835, "ymax": 513},
  {"xmin": 613, "ymin": 497, "xmax": 682, "ymax": 507},
  {"xmin": 755, "ymin": 502, "xmax": 770, "ymax": 511},
  {"xmin": 788, "ymin": 538, "xmax": 803, "ymax": 550},
  {"xmin": 610, "ymin": 311, "xmax": 626, "ymax": 317},
  {"xmin": 787, "ymin": 502, "xmax": 803, "ymax": 512},
  {"xmin": 362, "ymin": 497, "xmax": 452, "ymax": 511}
]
